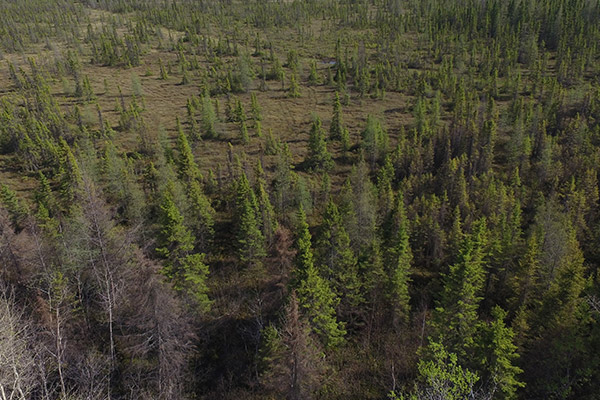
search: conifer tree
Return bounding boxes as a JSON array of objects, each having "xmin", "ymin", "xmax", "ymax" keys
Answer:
[
  {"xmin": 292, "ymin": 205, "xmax": 314, "ymax": 286},
  {"xmin": 261, "ymin": 291, "xmax": 323, "ymax": 399},
  {"xmin": 254, "ymin": 161, "xmax": 277, "ymax": 245},
  {"xmin": 177, "ymin": 253, "xmax": 211, "ymax": 311},
  {"xmin": 273, "ymin": 143, "xmax": 294, "ymax": 216},
  {"xmin": 293, "ymin": 206, "xmax": 346, "ymax": 348},
  {"xmin": 235, "ymin": 172, "xmax": 266, "ymax": 266},
  {"xmin": 329, "ymin": 92, "xmax": 344, "ymax": 140},
  {"xmin": 306, "ymin": 116, "xmax": 333, "ymax": 171},
  {"xmin": 361, "ymin": 114, "xmax": 388, "ymax": 168},
  {"xmin": 250, "ymin": 92, "xmax": 262, "ymax": 121},
  {"xmin": 345, "ymin": 158, "xmax": 377, "ymax": 251},
  {"xmin": 156, "ymin": 184, "xmax": 210, "ymax": 310},
  {"xmin": 482, "ymin": 306, "xmax": 524, "ymax": 400},
  {"xmin": 432, "ymin": 218, "xmax": 488, "ymax": 363},
  {"xmin": 255, "ymin": 120, "xmax": 263, "ymax": 138},
  {"xmin": 240, "ymin": 120, "xmax": 249, "ymax": 145},
  {"xmin": 156, "ymin": 185, "xmax": 195, "ymax": 260},
  {"xmin": 34, "ymin": 171, "xmax": 55, "ymax": 214},
  {"xmin": 315, "ymin": 198, "xmax": 362, "ymax": 320},
  {"xmin": 202, "ymin": 94, "xmax": 218, "ymax": 139},
  {"xmin": 57, "ymin": 139, "xmax": 83, "ymax": 207},
  {"xmin": 159, "ymin": 57, "xmax": 168, "ymax": 80},
  {"xmin": 0, "ymin": 183, "xmax": 28, "ymax": 223},
  {"xmin": 387, "ymin": 192, "xmax": 412, "ymax": 327},
  {"xmin": 297, "ymin": 262, "xmax": 346, "ymax": 349},
  {"xmin": 394, "ymin": 340, "xmax": 479, "ymax": 400},
  {"xmin": 376, "ymin": 156, "xmax": 395, "ymax": 225},
  {"xmin": 270, "ymin": 57, "xmax": 284, "ymax": 81},
  {"xmin": 186, "ymin": 180, "xmax": 215, "ymax": 251},
  {"xmin": 288, "ymin": 72, "xmax": 301, "ymax": 98},
  {"xmin": 308, "ymin": 59, "xmax": 319, "ymax": 85},
  {"xmin": 175, "ymin": 118, "xmax": 201, "ymax": 183}
]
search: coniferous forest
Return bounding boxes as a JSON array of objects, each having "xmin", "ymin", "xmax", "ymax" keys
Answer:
[{"xmin": 1, "ymin": 0, "xmax": 600, "ymax": 398}]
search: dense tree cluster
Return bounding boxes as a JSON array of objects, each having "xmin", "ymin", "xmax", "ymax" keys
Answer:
[{"xmin": 0, "ymin": 0, "xmax": 600, "ymax": 399}]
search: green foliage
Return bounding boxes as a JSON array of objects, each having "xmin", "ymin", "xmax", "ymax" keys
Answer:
[
  {"xmin": 0, "ymin": 185, "xmax": 28, "ymax": 231},
  {"xmin": 250, "ymin": 92, "xmax": 261, "ymax": 121},
  {"xmin": 294, "ymin": 206, "xmax": 346, "ymax": 348},
  {"xmin": 235, "ymin": 172, "xmax": 266, "ymax": 266},
  {"xmin": 57, "ymin": 139, "xmax": 83, "ymax": 207},
  {"xmin": 239, "ymin": 120, "xmax": 249, "ymax": 145},
  {"xmin": 394, "ymin": 340, "xmax": 479, "ymax": 400},
  {"xmin": 432, "ymin": 219, "xmax": 488, "ymax": 362},
  {"xmin": 297, "ymin": 262, "xmax": 346, "ymax": 348},
  {"xmin": 159, "ymin": 57, "xmax": 168, "ymax": 80},
  {"xmin": 288, "ymin": 72, "xmax": 301, "ymax": 98},
  {"xmin": 315, "ymin": 198, "xmax": 362, "ymax": 320},
  {"xmin": 156, "ymin": 185, "xmax": 195, "ymax": 259},
  {"xmin": 482, "ymin": 306, "xmax": 524, "ymax": 399},
  {"xmin": 254, "ymin": 161, "xmax": 277, "ymax": 245},
  {"xmin": 308, "ymin": 59, "xmax": 319, "ymax": 85},
  {"xmin": 306, "ymin": 116, "xmax": 333, "ymax": 171},
  {"xmin": 186, "ymin": 180, "xmax": 215, "ymax": 251},
  {"xmin": 329, "ymin": 92, "xmax": 344, "ymax": 140},
  {"xmin": 293, "ymin": 206, "xmax": 314, "ymax": 285},
  {"xmin": 388, "ymin": 192, "xmax": 412, "ymax": 326},
  {"xmin": 175, "ymin": 118, "xmax": 201, "ymax": 183},
  {"xmin": 361, "ymin": 114, "xmax": 388, "ymax": 167},
  {"xmin": 201, "ymin": 94, "xmax": 218, "ymax": 139},
  {"xmin": 2, "ymin": 0, "xmax": 600, "ymax": 398},
  {"xmin": 176, "ymin": 253, "xmax": 211, "ymax": 311}
]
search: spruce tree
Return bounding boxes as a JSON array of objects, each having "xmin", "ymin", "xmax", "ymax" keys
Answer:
[
  {"xmin": 483, "ymin": 306, "xmax": 524, "ymax": 399},
  {"xmin": 175, "ymin": 118, "xmax": 201, "ymax": 183},
  {"xmin": 315, "ymin": 198, "xmax": 362, "ymax": 320},
  {"xmin": 186, "ymin": 180, "xmax": 215, "ymax": 251},
  {"xmin": 159, "ymin": 57, "xmax": 168, "ymax": 80},
  {"xmin": 57, "ymin": 139, "xmax": 83, "ymax": 208},
  {"xmin": 254, "ymin": 161, "xmax": 277, "ymax": 245},
  {"xmin": 361, "ymin": 114, "xmax": 388, "ymax": 168},
  {"xmin": 250, "ymin": 92, "xmax": 262, "ymax": 121},
  {"xmin": 240, "ymin": 120, "xmax": 249, "ymax": 145},
  {"xmin": 0, "ymin": 184, "xmax": 28, "ymax": 228},
  {"xmin": 156, "ymin": 185, "xmax": 211, "ymax": 310},
  {"xmin": 293, "ymin": 206, "xmax": 346, "ymax": 348},
  {"xmin": 306, "ymin": 116, "xmax": 333, "ymax": 171},
  {"xmin": 235, "ymin": 172, "xmax": 266, "ymax": 266},
  {"xmin": 288, "ymin": 72, "xmax": 301, "ymax": 98},
  {"xmin": 177, "ymin": 253, "xmax": 211, "ymax": 311},
  {"xmin": 329, "ymin": 92, "xmax": 344, "ymax": 140},
  {"xmin": 395, "ymin": 340, "xmax": 479, "ymax": 400},
  {"xmin": 202, "ymin": 94, "xmax": 218, "ymax": 139},
  {"xmin": 308, "ymin": 59, "xmax": 319, "ymax": 85},
  {"xmin": 432, "ymin": 218, "xmax": 488, "ymax": 363},
  {"xmin": 387, "ymin": 192, "xmax": 412, "ymax": 327},
  {"xmin": 292, "ymin": 205, "xmax": 314, "ymax": 286},
  {"xmin": 156, "ymin": 185, "xmax": 195, "ymax": 260}
]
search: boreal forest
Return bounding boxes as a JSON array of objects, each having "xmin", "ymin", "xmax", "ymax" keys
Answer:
[{"xmin": 0, "ymin": 0, "xmax": 599, "ymax": 399}]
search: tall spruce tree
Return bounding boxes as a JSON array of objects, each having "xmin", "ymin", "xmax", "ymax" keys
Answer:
[
  {"xmin": 315, "ymin": 198, "xmax": 363, "ymax": 321},
  {"xmin": 235, "ymin": 172, "xmax": 266, "ymax": 267},
  {"xmin": 387, "ymin": 192, "xmax": 412, "ymax": 327},
  {"xmin": 482, "ymin": 306, "xmax": 524, "ymax": 400},
  {"xmin": 155, "ymin": 184, "xmax": 211, "ymax": 310},
  {"xmin": 306, "ymin": 116, "xmax": 333, "ymax": 171},
  {"xmin": 432, "ymin": 218, "xmax": 488, "ymax": 364},
  {"xmin": 293, "ymin": 206, "xmax": 346, "ymax": 348},
  {"xmin": 175, "ymin": 118, "xmax": 201, "ymax": 183}
]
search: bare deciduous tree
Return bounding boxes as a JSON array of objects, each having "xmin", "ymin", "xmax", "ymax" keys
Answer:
[
  {"xmin": 120, "ymin": 251, "xmax": 194, "ymax": 399},
  {"xmin": 0, "ymin": 285, "xmax": 37, "ymax": 400}
]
